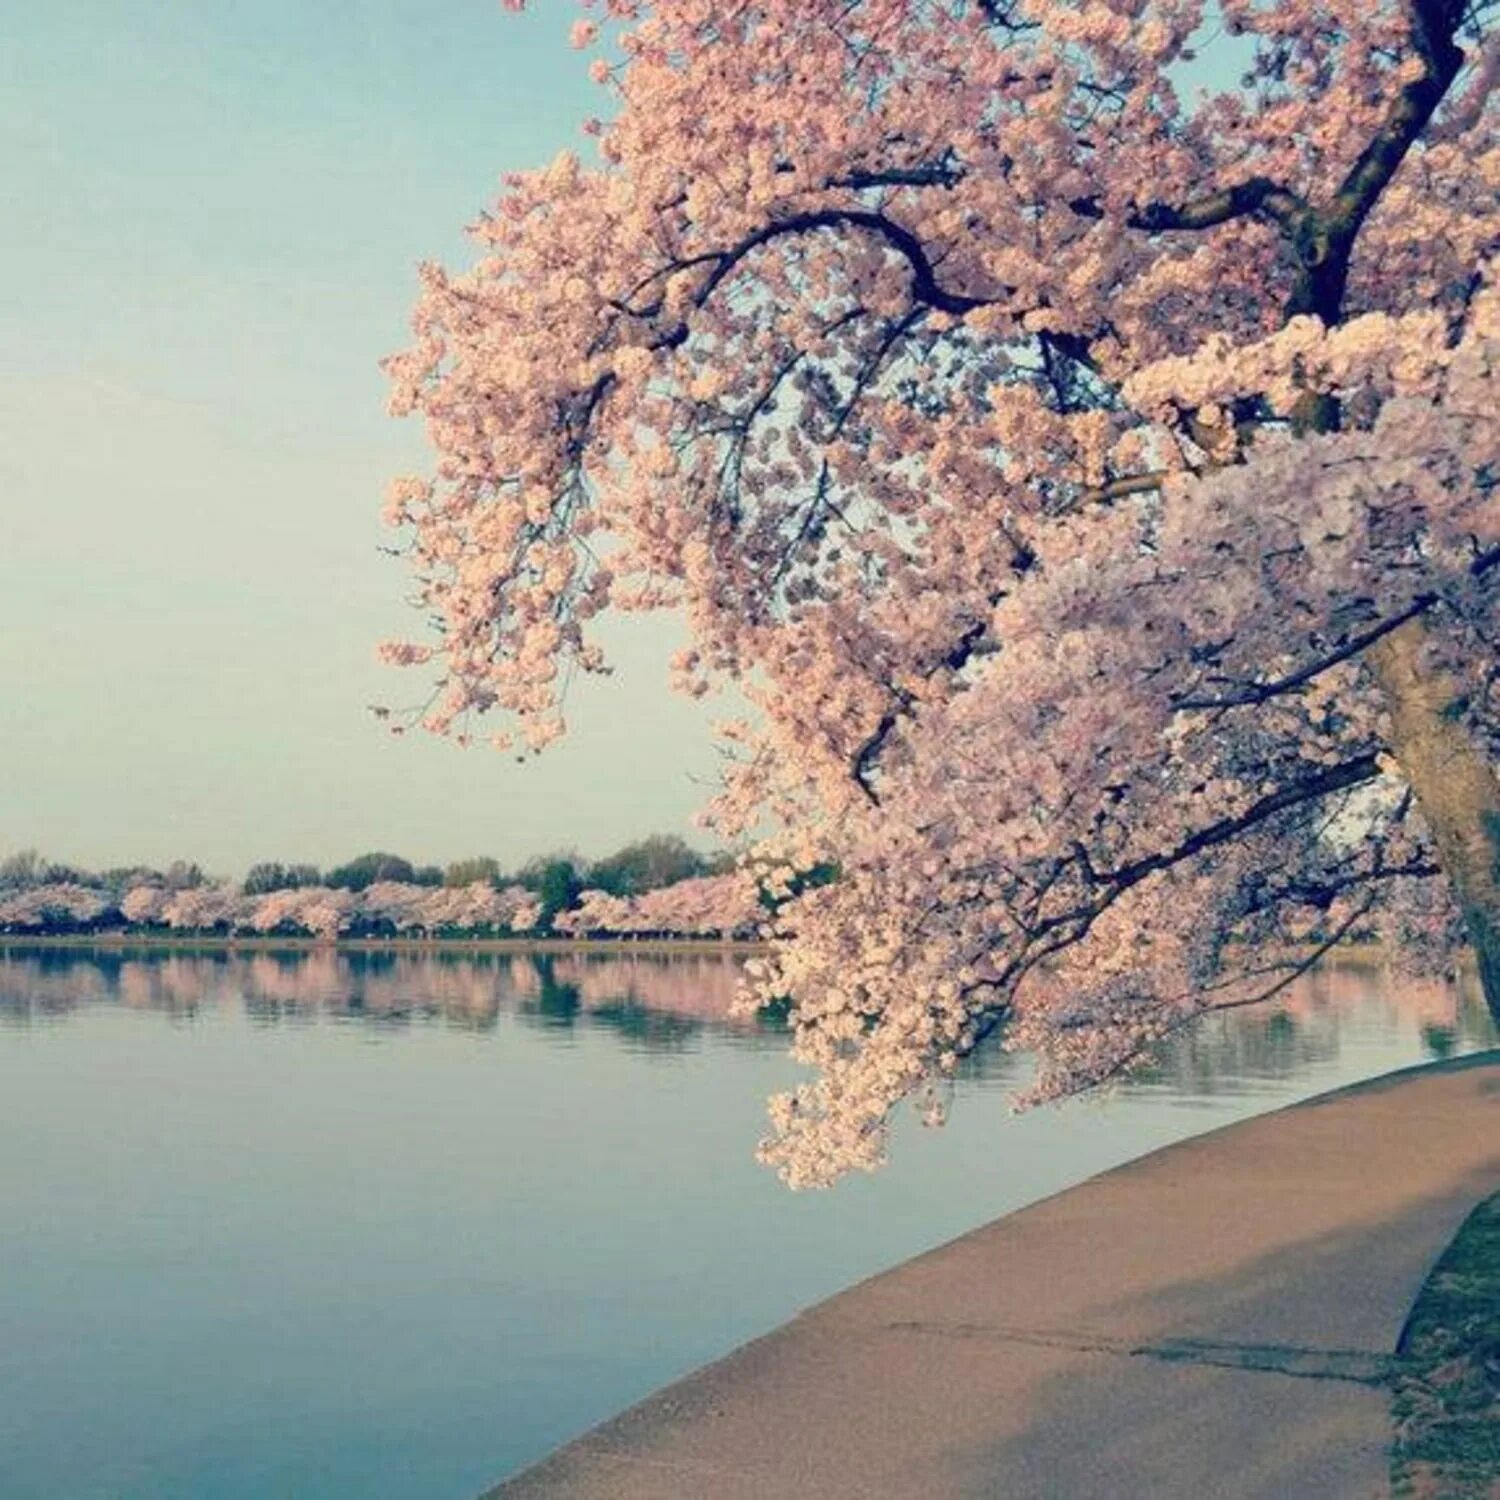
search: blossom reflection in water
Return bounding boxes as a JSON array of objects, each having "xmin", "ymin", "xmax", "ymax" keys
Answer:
[{"xmin": 0, "ymin": 946, "xmax": 1491, "ymax": 1088}]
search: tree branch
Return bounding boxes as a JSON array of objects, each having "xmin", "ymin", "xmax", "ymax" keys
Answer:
[
  {"xmin": 1096, "ymin": 754, "xmax": 1383, "ymax": 891},
  {"xmin": 1068, "ymin": 469, "xmax": 1172, "ymax": 510},
  {"xmin": 692, "ymin": 208, "xmax": 993, "ymax": 316},
  {"xmin": 1174, "ymin": 598, "xmax": 1435, "ymax": 710},
  {"xmin": 1288, "ymin": 0, "xmax": 1467, "ymax": 318},
  {"xmin": 1073, "ymin": 176, "xmax": 1306, "ymax": 234},
  {"xmin": 851, "ymin": 619, "xmax": 988, "ymax": 801},
  {"xmin": 1176, "ymin": 544, "xmax": 1498, "ymax": 711}
]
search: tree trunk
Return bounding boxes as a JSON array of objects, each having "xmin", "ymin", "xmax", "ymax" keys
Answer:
[{"xmin": 1368, "ymin": 616, "xmax": 1500, "ymax": 1024}]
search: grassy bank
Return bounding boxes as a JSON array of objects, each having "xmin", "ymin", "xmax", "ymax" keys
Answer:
[{"xmin": 1390, "ymin": 1191, "xmax": 1500, "ymax": 1498}]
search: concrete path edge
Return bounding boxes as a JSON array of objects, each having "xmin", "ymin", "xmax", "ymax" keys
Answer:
[{"xmin": 486, "ymin": 1052, "xmax": 1500, "ymax": 1500}]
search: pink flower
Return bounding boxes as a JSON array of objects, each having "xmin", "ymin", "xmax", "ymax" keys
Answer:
[{"xmin": 389, "ymin": 0, "xmax": 1500, "ymax": 1184}]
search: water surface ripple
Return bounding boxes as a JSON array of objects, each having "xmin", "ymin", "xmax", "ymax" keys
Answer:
[{"xmin": 0, "ymin": 947, "xmax": 1492, "ymax": 1499}]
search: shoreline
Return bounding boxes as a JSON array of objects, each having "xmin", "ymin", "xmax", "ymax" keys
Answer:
[
  {"xmin": 0, "ymin": 933, "xmax": 764, "ymax": 957},
  {"xmin": 488, "ymin": 1054, "xmax": 1500, "ymax": 1499},
  {"xmin": 0, "ymin": 935, "xmax": 1414, "ymax": 964}
]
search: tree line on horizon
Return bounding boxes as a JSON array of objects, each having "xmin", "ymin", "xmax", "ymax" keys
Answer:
[
  {"xmin": 1, "ymin": 835, "xmax": 729, "ymax": 897},
  {"xmin": 0, "ymin": 837, "xmax": 767, "ymax": 941}
]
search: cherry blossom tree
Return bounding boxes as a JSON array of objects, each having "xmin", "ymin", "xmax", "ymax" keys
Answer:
[
  {"xmin": 120, "ymin": 885, "xmax": 172, "ymax": 926},
  {"xmin": 295, "ymin": 888, "xmax": 358, "ymax": 941},
  {"xmin": 356, "ymin": 879, "xmax": 434, "ymax": 934},
  {"xmin": 160, "ymin": 885, "xmax": 248, "ymax": 934},
  {"xmin": 245, "ymin": 886, "xmax": 319, "ymax": 935},
  {"xmin": 243, "ymin": 880, "xmax": 543, "ymax": 940},
  {"xmin": 555, "ymin": 888, "xmax": 638, "ymax": 937},
  {"xmin": 385, "ymin": 0, "xmax": 1499, "ymax": 1183},
  {"xmin": 633, "ymin": 871, "xmax": 765, "ymax": 936},
  {"xmin": 559, "ymin": 872, "xmax": 765, "ymax": 937},
  {"xmin": 0, "ymin": 883, "xmax": 114, "ymax": 933},
  {"xmin": 510, "ymin": 897, "xmax": 544, "ymax": 933}
]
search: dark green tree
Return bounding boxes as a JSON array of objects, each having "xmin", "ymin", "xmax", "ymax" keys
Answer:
[
  {"xmin": 243, "ymin": 862, "xmax": 322, "ymax": 895},
  {"xmin": 325, "ymin": 852, "xmax": 416, "ymax": 891},
  {"xmin": 100, "ymin": 865, "xmax": 164, "ymax": 895},
  {"xmin": 589, "ymin": 835, "xmax": 708, "ymax": 896},
  {"xmin": 0, "ymin": 850, "xmax": 47, "ymax": 890},
  {"xmin": 519, "ymin": 853, "xmax": 584, "ymax": 930},
  {"xmin": 444, "ymin": 856, "xmax": 505, "ymax": 888}
]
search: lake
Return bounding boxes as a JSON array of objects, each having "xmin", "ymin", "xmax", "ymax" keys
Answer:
[{"xmin": 1, "ymin": 946, "xmax": 1493, "ymax": 1499}]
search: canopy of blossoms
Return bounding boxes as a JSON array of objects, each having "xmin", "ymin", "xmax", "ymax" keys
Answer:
[
  {"xmin": 383, "ymin": 0, "xmax": 1500, "ymax": 1183},
  {"xmin": 0, "ymin": 884, "xmax": 114, "ymax": 932},
  {"xmin": 556, "ymin": 871, "xmax": 765, "ymax": 937},
  {"xmin": 0, "ymin": 881, "xmax": 543, "ymax": 940}
]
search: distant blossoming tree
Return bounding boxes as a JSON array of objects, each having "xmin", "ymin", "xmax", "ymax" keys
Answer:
[
  {"xmin": 120, "ymin": 885, "xmax": 171, "ymax": 926},
  {"xmin": 558, "ymin": 871, "xmax": 764, "ymax": 937},
  {"xmin": 384, "ymin": 0, "xmax": 1499, "ymax": 1184},
  {"xmin": 0, "ymin": 883, "xmax": 113, "ymax": 932},
  {"xmin": 111, "ymin": 880, "xmax": 545, "ymax": 941},
  {"xmin": 161, "ymin": 885, "xmax": 244, "ymax": 934}
]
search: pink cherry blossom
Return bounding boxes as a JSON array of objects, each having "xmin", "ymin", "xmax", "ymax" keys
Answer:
[
  {"xmin": 557, "ymin": 872, "xmax": 764, "ymax": 937},
  {"xmin": 386, "ymin": 0, "xmax": 1500, "ymax": 1184},
  {"xmin": 0, "ymin": 883, "xmax": 113, "ymax": 932}
]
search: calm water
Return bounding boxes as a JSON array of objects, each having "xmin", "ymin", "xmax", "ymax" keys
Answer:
[{"xmin": 1, "ymin": 946, "xmax": 1494, "ymax": 1500}]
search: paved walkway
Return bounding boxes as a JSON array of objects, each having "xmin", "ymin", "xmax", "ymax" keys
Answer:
[{"xmin": 489, "ymin": 1055, "xmax": 1500, "ymax": 1499}]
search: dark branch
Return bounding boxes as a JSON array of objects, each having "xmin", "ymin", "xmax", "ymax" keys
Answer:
[
  {"xmin": 828, "ymin": 162, "xmax": 965, "ymax": 191},
  {"xmin": 1068, "ymin": 469, "xmax": 1172, "ymax": 511},
  {"xmin": 976, "ymin": 753, "xmax": 1385, "ymax": 997},
  {"xmin": 1177, "ymin": 544, "xmax": 1499, "ymax": 711},
  {"xmin": 1288, "ymin": 0, "xmax": 1467, "ymax": 318},
  {"xmin": 1073, "ymin": 176, "xmax": 1306, "ymax": 234},
  {"xmin": 851, "ymin": 620, "xmax": 988, "ymax": 801},
  {"xmin": 1096, "ymin": 754, "xmax": 1382, "ymax": 891},
  {"xmin": 693, "ymin": 208, "xmax": 993, "ymax": 316},
  {"xmin": 1175, "ymin": 599, "xmax": 1435, "ymax": 710}
]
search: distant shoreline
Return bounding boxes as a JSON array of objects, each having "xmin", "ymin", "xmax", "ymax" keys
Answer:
[
  {"xmin": 0, "ymin": 935, "xmax": 1449, "ymax": 974},
  {"xmin": 0, "ymin": 934, "xmax": 764, "ymax": 957}
]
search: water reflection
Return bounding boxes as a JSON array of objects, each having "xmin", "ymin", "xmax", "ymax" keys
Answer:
[
  {"xmin": 0, "ymin": 948, "xmax": 769, "ymax": 1050},
  {"xmin": 0, "ymin": 945, "xmax": 1492, "ymax": 1087},
  {"xmin": 1130, "ymin": 955, "xmax": 1496, "ymax": 1099},
  {"xmin": 0, "ymin": 945, "xmax": 1493, "ymax": 1500}
]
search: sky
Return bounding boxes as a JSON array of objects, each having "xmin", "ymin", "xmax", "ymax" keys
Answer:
[{"xmin": 0, "ymin": 1, "xmax": 726, "ymax": 876}]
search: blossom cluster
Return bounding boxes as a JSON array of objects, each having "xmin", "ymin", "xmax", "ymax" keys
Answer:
[
  {"xmin": 554, "ymin": 871, "xmax": 765, "ymax": 938},
  {"xmin": 0, "ymin": 881, "xmax": 543, "ymax": 940},
  {"xmin": 0, "ymin": 883, "xmax": 113, "ymax": 932},
  {"xmin": 0, "ymin": 875, "xmax": 773, "ymax": 943},
  {"xmin": 387, "ymin": 0, "xmax": 1500, "ymax": 1182}
]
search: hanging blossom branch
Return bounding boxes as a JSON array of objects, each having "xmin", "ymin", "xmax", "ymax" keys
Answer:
[{"xmin": 385, "ymin": 0, "xmax": 1500, "ymax": 1184}]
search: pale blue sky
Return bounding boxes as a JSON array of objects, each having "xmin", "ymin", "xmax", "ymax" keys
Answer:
[{"xmin": 0, "ymin": 1, "xmax": 723, "ymax": 875}]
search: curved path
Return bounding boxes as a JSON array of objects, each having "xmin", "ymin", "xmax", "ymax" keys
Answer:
[{"xmin": 488, "ymin": 1054, "xmax": 1500, "ymax": 1499}]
